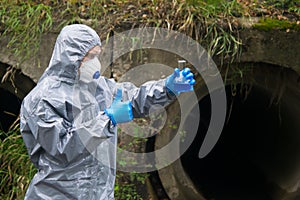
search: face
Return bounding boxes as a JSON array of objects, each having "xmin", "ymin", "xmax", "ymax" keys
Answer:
[
  {"xmin": 78, "ymin": 45, "xmax": 102, "ymax": 81},
  {"xmin": 82, "ymin": 45, "xmax": 102, "ymax": 63}
]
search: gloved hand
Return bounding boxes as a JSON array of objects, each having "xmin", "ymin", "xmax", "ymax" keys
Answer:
[
  {"xmin": 166, "ymin": 68, "xmax": 196, "ymax": 95},
  {"xmin": 104, "ymin": 88, "xmax": 133, "ymax": 126}
]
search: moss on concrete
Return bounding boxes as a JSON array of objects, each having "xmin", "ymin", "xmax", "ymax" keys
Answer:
[{"xmin": 253, "ymin": 18, "xmax": 300, "ymax": 31}]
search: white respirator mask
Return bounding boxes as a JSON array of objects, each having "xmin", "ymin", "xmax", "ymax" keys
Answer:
[{"xmin": 79, "ymin": 57, "xmax": 101, "ymax": 83}]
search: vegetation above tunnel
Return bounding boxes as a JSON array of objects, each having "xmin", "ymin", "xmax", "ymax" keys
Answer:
[{"xmin": 0, "ymin": 0, "xmax": 299, "ymax": 67}]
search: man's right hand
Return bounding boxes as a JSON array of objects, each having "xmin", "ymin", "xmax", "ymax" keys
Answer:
[{"xmin": 166, "ymin": 68, "xmax": 196, "ymax": 95}]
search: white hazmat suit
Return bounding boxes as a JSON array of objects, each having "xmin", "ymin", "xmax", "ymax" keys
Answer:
[{"xmin": 20, "ymin": 24, "xmax": 175, "ymax": 199}]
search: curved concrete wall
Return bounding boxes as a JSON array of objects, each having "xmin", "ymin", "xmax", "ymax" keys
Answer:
[{"xmin": 0, "ymin": 28, "xmax": 299, "ymax": 83}]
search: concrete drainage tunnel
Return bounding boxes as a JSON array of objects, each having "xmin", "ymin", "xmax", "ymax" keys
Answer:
[
  {"xmin": 148, "ymin": 64, "xmax": 300, "ymax": 200},
  {"xmin": 1, "ymin": 60, "xmax": 300, "ymax": 200},
  {"xmin": 0, "ymin": 63, "xmax": 35, "ymax": 132}
]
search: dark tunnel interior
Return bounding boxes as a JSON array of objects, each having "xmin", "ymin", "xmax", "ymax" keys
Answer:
[
  {"xmin": 0, "ymin": 88, "xmax": 21, "ymax": 132},
  {"xmin": 181, "ymin": 84, "xmax": 300, "ymax": 200}
]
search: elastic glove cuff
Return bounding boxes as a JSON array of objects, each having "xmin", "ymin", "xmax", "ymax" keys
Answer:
[
  {"xmin": 104, "ymin": 108, "xmax": 117, "ymax": 126},
  {"xmin": 165, "ymin": 84, "xmax": 179, "ymax": 96}
]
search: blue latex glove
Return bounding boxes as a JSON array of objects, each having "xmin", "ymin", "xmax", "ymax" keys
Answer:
[
  {"xmin": 166, "ymin": 68, "xmax": 196, "ymax": 95},
  {"xmin": 104, "ymin": 88, "xmax": 133, "ymax": 126}
]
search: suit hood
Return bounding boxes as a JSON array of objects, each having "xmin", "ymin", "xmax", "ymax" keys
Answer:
[{"xmin": 39, "ymin": 24, "xmax": 101, "ymax": 83}]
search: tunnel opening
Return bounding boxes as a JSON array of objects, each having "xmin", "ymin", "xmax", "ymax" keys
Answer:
[
  {"xmin": 180, "ymin": 81, "xmax": 300, "ymax": 200},
  {"xmin": 151, "ymin": 65, "xmax": 300, "ymax": 200},
  {"xmin": 0, "ymin": 88, "xmax": 21, "ymax": 132},
  {"xmin": 0, "ymin": 62, "xmax": 36, "ymax": 133}
]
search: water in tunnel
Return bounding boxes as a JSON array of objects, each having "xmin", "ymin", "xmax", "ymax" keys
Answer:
[{"xmin": 180, "ymin": 83, "xmax": 300, "ymax": 200}]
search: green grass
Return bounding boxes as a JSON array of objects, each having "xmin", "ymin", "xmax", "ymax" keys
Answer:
[
  {"xmin": 0, "ymin": 126, "xmax": 36, "ymax": 200},
  {"xmin": 0, "ymin": 0, "xmax": 248, "ymax": 68},
  {"xmin": 0, "ymin": 0, "xmax": 299, "ymax": 69},
  {"xmin": 115, "ymin": 171, "xmax": 148, "ymax": 200},
  {"xmin": 0, "ymin": 1, "xmax": 53, "ymax": 65},
  {"xmin": 264, "ymin": 0, "xmax": 300, "ymax": 10}
]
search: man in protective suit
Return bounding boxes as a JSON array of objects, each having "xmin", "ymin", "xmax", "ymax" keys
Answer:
[{"xmin": 20, "ymin": 24, "xmax": 195, "ymax": 199}]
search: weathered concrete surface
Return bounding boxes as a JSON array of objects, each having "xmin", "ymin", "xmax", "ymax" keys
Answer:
[
  {"xmin": 0, "ymin": 28, "xmax": 299, "ymax": 83},
  {"xmin": 0, "ymin": 33, "xmax": 57, "ymax": 83},
  {"xmin": 239, "ymin": 29, "xmax": 300, "ymax": 74}
]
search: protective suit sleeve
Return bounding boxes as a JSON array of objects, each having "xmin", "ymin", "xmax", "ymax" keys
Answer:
[
  {"xmin": 115, "ymin": 79, "xmax": 176, "ymax": 118},
  {"xmin": 21, "ymin": 96, "xmax": 111, "ymax": 166}
]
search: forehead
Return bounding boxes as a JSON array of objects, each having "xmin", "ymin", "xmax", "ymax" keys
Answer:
[{"xmin": 88, "ymin": 45, "xmax": 101, "ymax": 54}]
